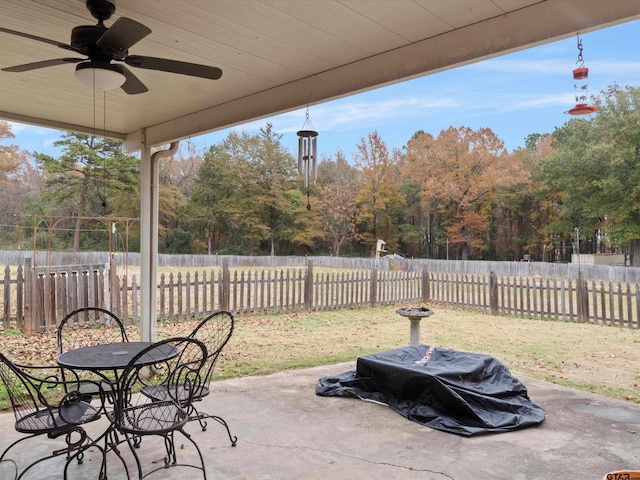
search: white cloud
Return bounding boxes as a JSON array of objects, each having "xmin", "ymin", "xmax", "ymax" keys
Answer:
[
  {"xmin": 265, "ymin": 95, "xmax": 463, "ymax": 135},
  {"xmin": 473, "ymin": 58, "xmax": 567, "ymax": 75},
  {"xmin": 589, "ymin": 60, "xmax": 640, "ymax": 76},
  {"xmin": 470, "ymin": 51, "xmax": 640, "ymax": 79},
  {"xmin": 4, "ymin": 121, "xmax": 62, "ymax": 155},
  {"xmin": 8, "ymin": 122, "xmax": 56, "ymax": 136},
  {"xmin": 215, "ymin": 94, "xmax": 462, "ymax": 138}
]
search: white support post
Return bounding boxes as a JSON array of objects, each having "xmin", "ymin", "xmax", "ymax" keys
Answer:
[
  {"xmin": 140, "ymin": 139, "xmax": 180, "ymax": 341},
  {"xmin": 139, "ymin": 131, "xmax": 157, "ymax": 342}
]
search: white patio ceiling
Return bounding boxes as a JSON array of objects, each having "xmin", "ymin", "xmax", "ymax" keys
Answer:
[{"xmin": 1, "ymin": 0, "xmax": 639, "ymax": 153}]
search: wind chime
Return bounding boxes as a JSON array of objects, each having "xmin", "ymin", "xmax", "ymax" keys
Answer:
[
  {"xmin": 297, "ymin": 107, "xmax": 318, "ymax": 210},
  {"xmin": 564, "ymin": 33, "xmax": 597, "ymax": 116}
]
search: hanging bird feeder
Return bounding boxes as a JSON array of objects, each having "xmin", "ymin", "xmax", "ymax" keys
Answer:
[
  {"xmin": 297, "ymin": 107, "xmax": 318, "ymax": 210},
  {"xmin": 564, "ymin": 34, "xmax": 597, "ymax": 116}
]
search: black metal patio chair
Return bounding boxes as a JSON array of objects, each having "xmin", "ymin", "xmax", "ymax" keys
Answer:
[
  {"xmin": 108, "ymin": 337, "xmax": 209, "ymax": 479},
  {"xmin": 57, "ymin": 307, "xmax": 129, "ymax": 400},
  {"xmin": 188, "ymin": 310, "xmax": 237, "ymax": 445},
  {"xmin": 140, "ymin": 310, "xmax": 237, "ymax": 446},
  {"xmin": 0, "ymin": 354, "xmax": 105, "ymax": 480}
]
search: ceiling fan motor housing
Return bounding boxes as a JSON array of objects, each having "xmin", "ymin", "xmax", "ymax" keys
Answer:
[{"xmin": 71, "ymin": 25, "xmax": 110, "ymax": 57}]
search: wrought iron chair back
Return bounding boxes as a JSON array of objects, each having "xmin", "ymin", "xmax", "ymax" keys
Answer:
[
  {"xmin": 57, "ymin": 307, "xmax": 129, "ymax": 399},
  {"xmin": 0, "ymin": 354, "xmax": 103, "ymax": 479},
  {"xmin": 189, "ymin": 310, "xmax": 235, "ymax": 399},
  {"xmin": 57, "ymin": 307, "xmax": 129, "ymax": 354},
  {"xmin": 109, "ymin": 337, "xmax": 208, "ymax": 479},
  {"xmin": 186, "ymin": 310, "xmax": 237, "ymax": 445}
]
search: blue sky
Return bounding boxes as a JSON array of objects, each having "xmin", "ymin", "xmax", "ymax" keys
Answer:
[{"xmin": 6, "ymin": 19, "xmax": 640, "ymax": 159}]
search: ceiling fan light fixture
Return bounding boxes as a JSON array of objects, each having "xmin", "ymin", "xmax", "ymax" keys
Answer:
[{"xmin": 75, "ymin": 61, "xmax": 125, "ymax": 90}]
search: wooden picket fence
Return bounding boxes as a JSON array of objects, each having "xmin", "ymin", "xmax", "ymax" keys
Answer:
[
  {"xmin": 120, "ymin": 264, "xmax": 427, "ymax": 322},
  {"xmin": 2, "ymin": 260, "xmax": 640, "ymax": 334},
  {"xmin": 3, "ymin": 260, "xmax": 111, "ymax": 335}
]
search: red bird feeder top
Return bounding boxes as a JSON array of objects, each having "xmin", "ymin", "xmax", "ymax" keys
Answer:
[{"xmin": 573, "ymin": 67, "xmax": 589, "ymax": 80}]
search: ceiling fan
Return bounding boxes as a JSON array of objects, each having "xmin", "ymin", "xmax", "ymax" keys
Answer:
[{"xmin": 0, "ymin": 0, "xmax": 222, "ymax": 94}]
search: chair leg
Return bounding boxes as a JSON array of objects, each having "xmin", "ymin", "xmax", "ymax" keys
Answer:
[
  {"xmin": 63, "ymin": 441, "xmax": 107, "ymax": 480},
  {"xmin": 0, "ymin": 458, "xmax": 18, "ymax": 480},
  {"xmin": 64, "ymin": 429, "xmax": 85, "ymax": 464},
  {"xmin": 189, "ymin": 405, "xmax": 238, "ymax": 446},
  {"xmin": 177, "ymin": 429, "xmax": 207, "ymax": 479},
  {"xmin": 17, "ymin": 453, "xmax": 61, "ymax": 480},
  {"xmin": 124, "ymin": 433, "xmax": 144, "ymax": 480},
  {"xmin": 105, "ymin": 427, "xmax": 132, "ymax": 479},
  {"xmin": 50, "ymin": 426, "xmax": 89, "ymax": 463},
  {"xmin": 125, "ymin": 430, "xmax": 207, "ymax": 479},
  {"xmin": 18, "ymin": 434, "xmax": 87, "ymax": 480},
  {"xmin": 163, "ymin": 431, "xmax": 178, "ymax": 466},
  {"xmin": 14, "ymin": 428, "xmax": 90, "ymax": 480},
  {"xmin": 64, "ymin": 425, "xmax": 132, "ymax": 480}
]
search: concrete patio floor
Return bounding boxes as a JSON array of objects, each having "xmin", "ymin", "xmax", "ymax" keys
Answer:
[{"xmin": 1, "ymin": 361, "xmax": 640, "ymax": 479}]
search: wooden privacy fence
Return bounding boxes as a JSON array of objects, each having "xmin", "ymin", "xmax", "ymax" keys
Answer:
[{"xmin": 2, "ymin": 261, "xmax": 640, "ymax": 334}]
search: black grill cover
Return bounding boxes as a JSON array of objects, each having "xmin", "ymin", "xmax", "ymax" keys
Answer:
[{"xmin": 316, "ymin": 345, "xmax": 546, "ymax": 437}]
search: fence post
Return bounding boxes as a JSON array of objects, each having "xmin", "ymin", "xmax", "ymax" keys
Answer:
[
  {"xmin": 304, "ymin": 260, "xmax": 314, "ymax": 311},
  {"xmin": 421, "ymin": 268, "xmax": 430, "ymax": 303},
  {"xmin": 16, "ymin": 264, "xmax": 24, "ymax": 331},
  {"xmin": 109, "ymin": 256, "xmax": 117, "ymax": 312},
  {"xmin": 370, "ymin": 267, "xmax": 378, "ymax": 308},
  {"xmin": 121, "ymin": 275, "xmax": 129, "ymax": 325},
  {"xmin": 490, "ymin": 271, "xmax": 498, "ymax": 315},
  {"xmin": 23, "ymin": 258, "xmax": 35, "ymax": 336},
  {"xmin": 3, "ymin": 265, "xmax": 10, "ymax": 329},
  {"xmin": 131, "ymin": 275, "xmax": 138, "ymax": 322},
  {"xmin": 577, "ymin": 271, "xmax": 588, "ymax": 323},
  {"xmin": 221, "ymin": 258, "xmax": 230, "ymax": 311}
]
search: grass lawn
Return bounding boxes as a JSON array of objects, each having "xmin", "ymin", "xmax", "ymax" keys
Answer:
[{"xmin": 1, "ymin": 303, "xmax": 639, "ymax": 411}]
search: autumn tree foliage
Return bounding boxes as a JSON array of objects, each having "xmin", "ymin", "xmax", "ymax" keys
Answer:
[
  {"xmin": 0, "ymin": 121, "xmax": 25, "ymax": 183},
  {"xmin": 4, "ymin": 82, "xmax": 639, "ymax": 260},
  {"xmin": 316, "ymin": 151, "xmax": 358, "ymax": 256},
  {"xmin": 403, "ymin": 126, "xmax": 528, "ymax": 260},
  {"xmin": 0, "ymin": 121, "xmax": 33, "ymax": 247},
  {"xmin": 353, "ymin": 131, "xmax": 404, "ymax": 254}
]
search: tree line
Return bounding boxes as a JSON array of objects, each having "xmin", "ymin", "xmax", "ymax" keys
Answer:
[{"xmin": 0, "ymin": 84, "xmax": 638, "ymax": 265}]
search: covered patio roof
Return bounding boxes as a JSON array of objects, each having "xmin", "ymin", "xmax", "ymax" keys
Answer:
[
  {"xmin": 1, "ymin": 0, "xmax": 639, "ymax": 339},
  {"xmin": 2, "ymin": 1, "xmax": 639, "ymax": 151}
]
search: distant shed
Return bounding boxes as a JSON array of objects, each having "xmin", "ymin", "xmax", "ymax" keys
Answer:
[{"xmin": 572, "ymin": 253, "xmax": 626, "ymax": 266}]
